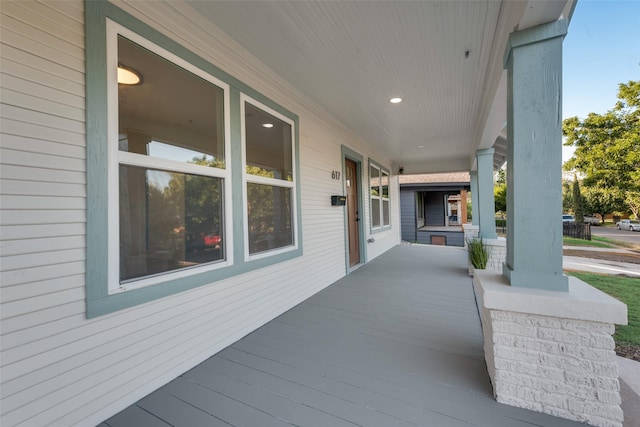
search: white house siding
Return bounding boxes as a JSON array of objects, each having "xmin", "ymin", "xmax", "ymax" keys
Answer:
[{"xmin": 0, "ymin": 1, "xmax": 400, "ymax": 426}]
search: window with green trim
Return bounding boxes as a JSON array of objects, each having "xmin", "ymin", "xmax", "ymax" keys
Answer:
[
  {"xmin": 370, "ymin": 162, "xmax": 390, "ymax": 229},
  {"xmin": 86, "ymin": 1, "xmax": 302, "ymax": 316},
  {"xmin": 106, "ymin": 20, "xmax": 232, "ymax": 292},
  {"xmin": 242, "ymin": 96, "xmax": 297, "ymax": 258}
]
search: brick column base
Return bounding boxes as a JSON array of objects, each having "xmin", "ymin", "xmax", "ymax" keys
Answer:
[{"xmin": 473, "ymin": 271, "xmax": 627, "ymax": 427}]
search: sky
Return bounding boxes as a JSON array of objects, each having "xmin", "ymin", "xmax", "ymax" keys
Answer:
[{"xmin": 562, "ymin": 0, "xmax": 640, "ymax": 162}]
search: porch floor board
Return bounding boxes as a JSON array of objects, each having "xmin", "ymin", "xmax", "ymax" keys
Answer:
[{"xmin": 104, "ymin": 245, "xmax": 583, "ymax": 427}]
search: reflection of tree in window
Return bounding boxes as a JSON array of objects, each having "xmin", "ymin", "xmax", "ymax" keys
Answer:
[
  {"xmin": 247, "ymin": 183, "xmax": 292, "ymax": 254},
  {"xmin": 120, "ymin": 163, "xmax": 223, "ymax": 281}
]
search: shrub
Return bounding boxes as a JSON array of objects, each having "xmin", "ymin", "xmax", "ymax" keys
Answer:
[{"xmin": 468, "ymin": 236, "xmax": 489, "ymax": 269}]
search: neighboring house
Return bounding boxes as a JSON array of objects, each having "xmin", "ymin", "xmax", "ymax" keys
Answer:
[
  {"xmin": 0, "ymin": 1, "xmax": 627, "ymax": 427},
  {"xmin": 400, "ymin": 172, "xmax": 470, "ymax": 246}
]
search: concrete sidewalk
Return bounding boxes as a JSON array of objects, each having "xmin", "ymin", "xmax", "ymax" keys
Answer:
[{"xmin": 563, "ymin": 245, "xmax": 640, "ymax": 277}]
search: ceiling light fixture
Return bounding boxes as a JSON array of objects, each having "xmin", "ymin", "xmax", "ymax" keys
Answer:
[
  {"xmin": 117, "ymin": 64, "xmax": 143, "ymax": 85},
  {"xmin": 390, "ymin": 97, "xmax": 402, "ymax": 104},
  {"xmin": 262, "ymin": 123, "xmax": 274, "ymax": 128}
]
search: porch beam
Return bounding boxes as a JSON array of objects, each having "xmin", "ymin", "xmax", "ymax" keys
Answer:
[
  {"xmin": 476, "ymin": 148, "xmax": 497, "ymax": 239},
  {"xmin": 503, "ymin": 20, "xmax": 568, "ymax": 291}
]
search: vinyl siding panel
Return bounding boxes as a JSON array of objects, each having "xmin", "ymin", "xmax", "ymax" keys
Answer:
[
  {"xmin": 400, "ymin": 189, "xmax": 417, "ymax": 242},
  {"xmin": 425, "ymin": 191, "xmax": 447, "ymax": 226},
  {"xmin": 0, "ymin": 2, "xmax": 400, "ymax": 426}
]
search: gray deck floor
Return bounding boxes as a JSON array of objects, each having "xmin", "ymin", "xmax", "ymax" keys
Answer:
[{"xmin": 103, "ymin": 245, "xmax": 584, "ymax": 427}]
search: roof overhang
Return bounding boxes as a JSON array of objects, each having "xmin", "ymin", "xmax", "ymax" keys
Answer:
[{"xmin": 188, "ymin": 0, "xmax": 576, "ymax": 174}]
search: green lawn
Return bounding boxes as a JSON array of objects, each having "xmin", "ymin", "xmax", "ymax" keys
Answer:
[
  {"xmin": 563, "ymin": 236, "xmax": 615, "ymax": 248},
  {"xmin": 568, "ymin": 272, "xmax": 640, "ymax": 347}
]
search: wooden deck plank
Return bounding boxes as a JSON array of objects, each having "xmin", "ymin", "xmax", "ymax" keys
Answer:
[
  {"xmin": 137, "ymin": 389, "xmax": 233, "ymax": 427},
  {"xmin": 162, "ymin": 376, "xmax": 295, "ymax": 427},
  {"xmin": 105, "ymin": 245, "xmax": 584, "ymax": 427},
  {"xmin": 102, "ymin": 404, "xmax": 172, "ymax": 427}
]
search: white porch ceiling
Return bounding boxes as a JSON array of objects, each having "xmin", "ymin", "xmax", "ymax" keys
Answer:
[{"xmin": 189, "ymin": 0, "xmax": 574, "ymax": 174}]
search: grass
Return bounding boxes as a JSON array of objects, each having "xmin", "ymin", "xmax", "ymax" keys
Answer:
[
  {"xmin": 563, "ymin": 236, "xmax": 615, "ymax": 248},
  {"xmin": 567, "ymin": 272, "xmax": 640, "ymax": 347}
]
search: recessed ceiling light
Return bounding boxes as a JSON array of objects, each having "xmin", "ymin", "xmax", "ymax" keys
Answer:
[
  {"xmin": 262, "ymin": 123, "xmax": 274, "ymax": 128},
  {"xmin": 390, "ymin": 97, "xmax": 402, "ymax": 104},
  {"xmin": 117, "ymin": 64, "xmax": 142, "ymax": 85},
  {"xmin": 417, "ymin": 145, "xmax": 425, "ymax": 148}
]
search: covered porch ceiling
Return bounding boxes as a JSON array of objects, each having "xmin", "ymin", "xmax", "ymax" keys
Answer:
[{"xmin": 188, "ymin": 0, "xmax": 575, "ymax": 174}]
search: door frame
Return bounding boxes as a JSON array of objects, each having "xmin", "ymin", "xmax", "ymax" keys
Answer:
[{"xmin": 341, "ymin": 145, "xmax": 366, "ymax": 273}]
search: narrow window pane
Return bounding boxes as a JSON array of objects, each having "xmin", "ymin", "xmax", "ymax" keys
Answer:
[
  {"xmin": 247, "ymin": 183, "xmax": 293, "ymax": 254},
  {"xmin": 383, "ymin": 200, "xmax": 390, "ymax": 226},
  {"xmin": 381, "ymin": 172, "xmax": 389, "ymax": 198},
  {"xmin": 372, "ymin": 198, "xmax": 381, "ymax": 228},
  {"xmin": 118, "ymin": 36, "xmax": 225, "ymax": 168},
  {"xmin": 119, "ymin": 165, "xmax": 224, "ymax": 281},
  {"xmin": 370, "ymin": 166, "xmax": 380, "ymax": 196},
  {"xmin": 245, "ymin": 103, "xmax": 292, "ymax": 180}
]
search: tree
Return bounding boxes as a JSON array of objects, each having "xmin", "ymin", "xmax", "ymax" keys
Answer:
[
  {"xmin": 581, "ymin": 187, "xmax": 626, "ymax": 223},
  {"xmin": 626, "ymin": 191, "xmax": 640, "ymax": 219},
  {"xmin": 494, "ymin": 168, "xmax": 507, "ymax": 213},
  {"xmin": 572, "ymin": 177, "xmax": 584, "ymax": 223},
  {"xmin": 563, "ymin": 80, "xmax": 640, "ymax": 217},
  {"xmin": 562, "ymin": 179, "xmax": 573, "ymax": 213}
]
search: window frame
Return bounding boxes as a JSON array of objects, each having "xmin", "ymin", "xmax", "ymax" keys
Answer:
[
  {"xmin": 85, "ymin": 1, "xmax": 303, "ymax": 317},
  {"xmin": 241, "ymin": 94, "xmax": 298, "ymax": 261},
  {"xmin": 105, "ymin": 20, "xmax": 233, "ymax": 293},
  {"xmin": 369, "ymin": 160, "xmax": 391, "ymax": 232}
]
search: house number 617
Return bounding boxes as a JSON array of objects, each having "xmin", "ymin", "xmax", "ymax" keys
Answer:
[{"xmin": 331, "ymin": 171, "xmax": 341, "ymax": 180}]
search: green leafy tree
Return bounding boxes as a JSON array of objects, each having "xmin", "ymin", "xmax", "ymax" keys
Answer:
[
  {"xmin": 494, "ymin": 168, "xmax": 507, "ymax": 213},
  {"xmin": 572, "ymin": 177, "xmax": 584, "ymax": 223},
  {"xmin": 563, "ymin": 80, "xmax": 640, "ymax": 217},
  {"xmin": 581, "ymin": 187, "xmax": 626, "ymax": 223},
  {"xmin": 562, "ymin": 180, "xmax": 573, "ymax": 213},
  {"xmin": 626, "ymin": 191, "xmax": 640, "ymax": 219}
]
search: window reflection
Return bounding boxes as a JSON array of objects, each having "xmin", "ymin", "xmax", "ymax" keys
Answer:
[
  {"xmin": 118, "ymin": 35, "xmax": 225, "ymax": 168},
  {"xmin": 244, "ymin": 102, "xmax": 292, "ymax": 181},
  {"xmin": 120, "ymin": 165, "xmax": 224, "ymax": 281},
  {"xmin": 247, "ymin": 183, "xmax": 292, "ymax": 254}
]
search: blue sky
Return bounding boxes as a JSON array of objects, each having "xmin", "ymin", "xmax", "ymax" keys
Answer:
[{"xmin": 562, "ymin": 0, "xmax": 640, "ymax": 161}]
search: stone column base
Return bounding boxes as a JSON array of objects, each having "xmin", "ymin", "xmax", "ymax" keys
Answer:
[{"xmin": 473, "ymin": 271, "xmax": 627, "ymax": 427}]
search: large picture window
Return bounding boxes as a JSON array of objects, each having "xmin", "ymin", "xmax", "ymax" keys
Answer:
[
  {"xmin": 86, "ymin": 3, "xmax": 301, "ymax": 316},
  {"xmin": 109, "ymin": 22, "xmax": 230, "ymax": 290},
  {"xmin": 242, "ymin": 97, "xmax": 297, "ymax": 257},
  {"xmin": 370, "ymin": 162, "xmax": 391, "ymax": 229}
]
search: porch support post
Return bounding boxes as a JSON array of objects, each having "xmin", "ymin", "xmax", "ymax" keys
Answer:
[
  {"xmin": 470, "ymin": 171, "xmax": 479, "ymax": 226},
  {"xmin": 502, "ymin": 20, "xmax": 568, "ymax": 292},
  {"xmin": 474, "ymin": 20, "xmax": 627, "ymax": 427},
  {"xmin": 476, "ymin": 148, "xmax": 497, "ymax": 239},
  {"xmin": 460, "ymin": 189, "xmax": 467, "ymax": 224}
]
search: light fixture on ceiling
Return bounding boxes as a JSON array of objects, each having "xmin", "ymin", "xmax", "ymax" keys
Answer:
[
  {"xmin": 262, "ymin": 123, "xmax": 274, "ymax": 128},
  {"xmin": 417, "ymin": 145, "xmax": 425, "ymax": 148},
  {"xmin": 389, "ymin": 97, "xmax": 402, "ymax": 104},
  {"xmin": 117, "ymin": 64, "xmax": 143, "ymax": 85}
]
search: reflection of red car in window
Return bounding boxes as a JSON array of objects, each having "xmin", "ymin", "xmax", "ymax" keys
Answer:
[{"xmin": 203, "ymin": 233, "xmax": 221, "ymax": 248}]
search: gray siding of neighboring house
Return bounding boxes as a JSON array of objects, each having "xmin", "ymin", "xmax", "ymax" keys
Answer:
[
  {"xmin": 425, "ymin": 191, "xmax": 446, "ymax": 226},
  {"xmin": 400, "ymin": 190, "xmax": 416, "ymax": 242}
]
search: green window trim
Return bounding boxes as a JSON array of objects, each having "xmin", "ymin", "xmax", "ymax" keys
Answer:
[
  {"xmin": 368, "ymin": 159, "xmax": 392, "ymax": 233},
  {"xmin": 86, "ymin": 0, "xmax": 302, "ymax": 318}
]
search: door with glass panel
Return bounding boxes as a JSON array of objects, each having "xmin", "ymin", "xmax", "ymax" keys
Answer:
[{"xmin": 345, "ymin": 159, "xmax": 361, "ymax": 267}]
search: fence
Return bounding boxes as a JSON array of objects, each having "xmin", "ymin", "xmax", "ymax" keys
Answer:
[{"xmin": 563, "ymin": 222, "xmax": 591, "ymax": 240}]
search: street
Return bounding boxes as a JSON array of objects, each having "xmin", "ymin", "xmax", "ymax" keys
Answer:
[{"xmin": 592, "ymin": 225, "xmax": 640, "ymax": 246}]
